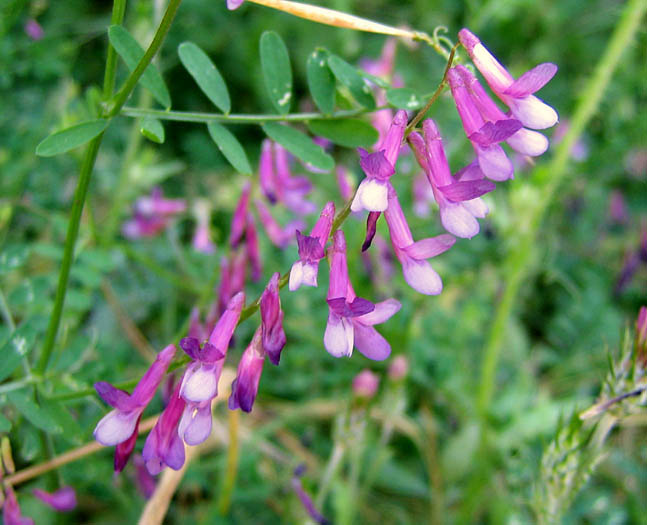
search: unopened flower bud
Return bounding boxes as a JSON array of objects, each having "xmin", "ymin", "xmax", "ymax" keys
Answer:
[
  {"xmin": 388, "ymin": 355, "xmax": 408, "ymax": 381},
  {"xmin": 352, "ymin": 370, "xmax": 380, "ymax": 398}
]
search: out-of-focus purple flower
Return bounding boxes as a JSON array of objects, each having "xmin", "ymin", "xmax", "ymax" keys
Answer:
[
  {"xmin": 609, "ymin": 191, "xmax": 628, "ymax": 224},
  {"xmin": 93, "ymin": 345, "xmax": 176, "ymax": 471},
  {"xmin": 455, "ymin": 65, "xmax": 549, "ymax": 157},
  {"xmin": 388, "ymin": 355, "xmax": 408, "ymax": 381},
  {"xmin": 230, "ymin": 183, "xmax": 250, "ymax": 248},
  {"xmin": 383, "ymin": 185, "xmax": 455, "ymax": 295},
  {"xmin": 188, "ymin": 307, "xmax": 208, "ymax": 342},
  {"xmin": 447, "ymin": 68, "xmax": 519, "ymax": 181},
  {"xmin": 142, "ymin": 382, "xmax": 186, "ymax": 475},
  {"xmin": 409, "ymin": 120, "xmax": 495, "ymax": 239},
  {"xmin": 324, "ymin": 230, "xmax": 401, "ymax": 360},
  {"xmin": 289, "ymin": 201, "xmax": 335, "ymax": 290},
  {"xmin": 259, "ymin": 139, "xmax": 278, "ymax": 203},
  {"xmin": 227, "ymin": 0, "xmax": 244, "ymax": 10},
  {"xmin": 133, "ymin": 455, "xmax": 157, "ymax": 498},
  {"xmin": 291, "ymin": 466, "xmax": 330, "ymax": 525},
  {"xmin": 246, "ymin": 212, "xmax": 262, "ymax": 281},
  {"xmin": 3, "ymin": 486, "xmax": 34, "ymax": 525},
  {"xmin": 352, "ymin": 369, "xmax": 380, "ymax": 398},
  {"xmin": 32, "ymin": 487, "xmax": 76, "ymax": 512},
  {"xmin": 274, "ymin": 143, "xmax": 317, "ymax": 215},
  {"xmin": 192, "ymin": 200, "xmax": 215, "ymax": 254},
  {"xmin": 336, "ymin": 166, "xmax": 355, "ymax": 202},
  {"xmin": 260, "ymin": 272, "xmax": 286, "ymax": 365},
  {"xmin": 412, "ymin": 172, "xmax": 435, "ymax": 218},
  {"xmin": 229, "ymin": 327, "xmax": 265, "ymax": 412},
  {"xmin": 255, "ymin": 199, "xmax": 304, "ymax": 248},
  {"xmin": 178, "ymin": 293, "xmax": 244, "ymax": 445},
  {"xmin": 123, "ymin": 188, "xmax": 186, "ymax": 239},
  {"xmin": 351, "ymin": 110, "xmax": 407, "ymax": 212},
  {"xmin": 24, "ymin": 19, "xmax": 44, "ymax": 40},
  {"xmin": 459, "ymin": 28, "xmax": 558, "ymax": 130},
  {"xmin": 552, "ymin": 120, "xmax": 589, "ymax": 161}
]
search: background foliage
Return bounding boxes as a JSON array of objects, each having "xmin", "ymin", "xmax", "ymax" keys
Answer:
[{"xmin": 0, "ymin": 0, "xmax": 645, "ymax": 523}]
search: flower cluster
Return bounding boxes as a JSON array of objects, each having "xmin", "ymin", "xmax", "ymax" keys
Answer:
[{"xmin": 91, "ymin": 27, "xmax": 557, "ymax": 484}]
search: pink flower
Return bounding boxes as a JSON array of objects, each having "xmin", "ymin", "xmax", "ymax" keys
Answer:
[
  {"xmin": 32, "ymin": 487, "xmax": 76, "ymax": 512},
  {"xmin": 459, "ymin": 28, "xmax": 558, "ymax": 130},
  {"xmin": 192, "ymin": 200, "xmax": 215, "ymax": 254},
  {"xmin": 260, "ymin": 272, "xmax": 286, "ymax": 365},
  {"xmin": 2, "ymin": 486, "xmax": 34, "ymax": 525},
  {"xmin": 352, "ymin": 370, "xmax": 380, "ymax": 398},
  {"xmin": 229, "ymin": 327, "xmax": 265, "ymax": 412}
]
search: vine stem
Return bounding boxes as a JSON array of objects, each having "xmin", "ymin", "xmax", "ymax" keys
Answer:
[
  {"xmin": 102, "ymin": 0, "xmax": 127, "ymax": 99},
  {"xmin": 36, "ymin": 0, "xmax": 184, "ymax": 376},
  {"xmin": 476, "ymin": 0, "xmax": 647, "ymax": 419}
]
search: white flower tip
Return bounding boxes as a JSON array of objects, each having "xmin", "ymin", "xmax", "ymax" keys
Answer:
[
  {"xmin": 93, "ymin": 410, "xmax": 138, "ymax": 447},
  {"xmin": 323, "ymin": 315, "xmax": 354, "ymax": 357},
  {"xmin": 440, "ymin": 203, "xmax": 480, "ymax": 239},
  {"xmin": 402, "ymin": 258, "xmax": 443, "ymax": 295}
]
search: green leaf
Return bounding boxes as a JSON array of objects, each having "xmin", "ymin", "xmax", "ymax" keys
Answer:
[
  {"xmin": 0, "ymin": 414, "xmax": 11, "ymax": 433},
  {"xmin": 0, "ymin": 320, "xmax": 39, "ymax": 382},
  {"xmin": 178, "ymin": 42, "xmax": 230, "ymax": 113},
  {"xmin": 307, "ymin": 48, "xmax": 335, "ymax": 114},
  {"xmin": 386, "ymin": 88, "xmax": 423, "ymax": 110},
  {"xmin": 262, "ymin": 122, "xmax": 334, "ymax": 171},
  {"xmin": 259, "ymin": 31, "xmax": 292, "ymax": 115},
  {"xmin": 0, "ymin": 244, "xmax": 29, "ymax": 274},
  {"xmin": 308, "ymin": 119, "xmax": 378, "ymax": 148},
  {"xmin": 40, "ymin": 397, "xmax": 84, "ymax": 444},
  {"xmin": 140, "ymin": 117, "xmax": 165, "ymax": 143},
  {"xmin": 207, "ymin": 122, "xmax": 252, "ymax": 174},
  {"xmin": 327, "ymin": 55, "xmax": 375, "ymax": 109},
  {"xmin": 108, "ymin": 25, "xmax": 171, "ymax": 108},
  {"xmin": 7, "ymin": 391, "xmax": 64, "ymax": 434},
  {"xmin": 36, "ymin": 120, "xmax": 108, "ymax": 157}
]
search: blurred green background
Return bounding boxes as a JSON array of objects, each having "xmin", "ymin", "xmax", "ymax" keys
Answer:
[{"xmin": 0, "ymin": 0, "xmax": 645, "ymax": 523}]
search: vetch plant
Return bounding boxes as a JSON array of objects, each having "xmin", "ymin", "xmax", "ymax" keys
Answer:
[{"xmin": 1, "ymin": 0, "xmax": 645, "ymax": 522}]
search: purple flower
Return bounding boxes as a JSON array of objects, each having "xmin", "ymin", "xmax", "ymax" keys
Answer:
[
  {"xmin": 351, "ymin": 110, "xmax": 407, "ymax": 212},
  {"xmin": 259, "ymin": 139, "xmax": 278, "ymax": 203},
  {"xmin": 230, "ymin": 183, "xmax": 250, "ymax": 248},
  {"xmin": 255, "ymin": 199, "xmax": 304, "ymax": 248},
  {"xmin": 458, "ymin": 28, "xmax": 558, "ymax": 130},
  {"xmin": 229, "ymin": 327, "xmax": 265, "ymax": 412},
  {"xmin": 454, "ymin": 65, "xmax": 550, "ymax": 157},
  {"xmin": 409, "ymin": 120, "xmax": 495, "ymax": 239},
  {"xmin": 388, "ymin": 355, "xmax": 408, "ymax": 381},
  {"xmin": 142, "ymin": 382, "xmax": 187, "ymax": 475},
  {"xmin": 2, "ymin": 487, "xmax": 33, "ymax": 525},
  {"xmin": 289, "ymin": 201, "xmax": 335, "ymax": 290},
  {"xmin": 32, "ymin": 487, "xmax": 76, "ymax": 512},
  {"xmin": 123, "ymin": 188, "xmax": 186, "ymax": 239},
  {"xmin": 352, "ymin": 369, "xmax": 380, "ymax": 398},
  {"xmin": 192, "ymin": 200, "xmax": 215, "ymax": 254},
  {"xmin": 24, "ymin": 19, "xmax": 44, "ymax": 40},
  {"xmin": 133, "ymin": 454, "xmax": 157, "ymax": 498},
  {"xmin": 412, "ymin": 172, "xmax": 436, "ymax": 218},
  {"xmin": 324, "ymin": 230, "xmax": 401, "ymax": 360},
  {"xmin": 178, "ymin": 292, "xmax": 244, "ymax": 445},
  {"xmin": 93, "ymin": 345, "xmax": 176, "ymax": 470},
  {"xmin": 274, "ymin": 143, "xmax": 317, "ymax": 215},
  {"xmin": 291, "ymin": 466, "xmax": 330, "ymax": 525},
  {"xmin": 336, "ymin": 166, "xmax": 355, "ymax": 201},
  {"xmin": 227, "ymin": 0, "xmax": 245, "ymax": 10},
  {"xmin": 383, "ymin": 185, "xmax": 455, "ymax": 295},
  {"xmin": 447, "ymin": 68, "xmax": 520, "ymax": 181},
  {"xmin": 260, "ymin": 272, "xmax": 286, "ymax": 365},
  {"xmin": 246, "ymin": 212, "xmax": 262, "ymax": 281}
]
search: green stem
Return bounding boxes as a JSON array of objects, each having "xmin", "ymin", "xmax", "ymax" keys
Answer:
[
  {"xmin": 102, "ymin": 0, "xmax": 128, "ymax": 99},
  {"xmin": 37, "ymin": 0, "xmax": 184, "ymax": 376},
  {"xmin": 120, "ymin": 105, "xmax": 383, "ymax": 124},
  {"xmin": 105, "ymin": 0, "xmax": 183, "ymax": 117},
  {"xmin": 218, "ymin": 409, "xmax": 240, "ymax": 515},
  {"xmin": 37, "ymin": 134, "xmax": 103, "ymax": 375},
  {"xmin": 476, "ymin": 0, "xmax": 647, "ymax": 419}
]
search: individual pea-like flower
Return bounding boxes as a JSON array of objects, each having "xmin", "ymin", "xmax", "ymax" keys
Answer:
[
  {"xmin": 230, "ymin": 183, "xmax": 250, "ymax": 248},
  {"xmin": 324, "ymin": 230, "xmax": 401, "ymax": 360},
  {"xmin": 447, "ymin": 68, "xmax": 521, "ymax": 181},
  {"xmin": 352, "ymin": 369, "xmax": 380, "ymax": 398},
  {"xmin": 32, "ymin": 487, "xmax": 77, "ymax": 512},
  {"xmin": 226, "ymin": 0, "xmax": 244, "ymax": 10},
  {"xmin": 229, "ymin": 327, "xmax": 265, "ymax": 412},
  {"xmin": 246, "ymin": 212, "xmax": 262, "ymax": 281},
  {"xmin": 192, "ymin": 199, "xmax": 215, "ymax": 254},
  {"xmin": 122, "ymin": 187, "xmax": 186, "ymax": 239},
  {"xmin": 255, "ymin": 199, "xmax": 304, "ymax": 248},
  {"xmin": 383, "ymin": 185, "xmax": 456, "ymax": 295},
  {"xmin": 177, "ymin": 292, "xmax": 244, "ymax": 445},
  {"xmin": 409, "ymin": 120, "xmax": 495, "ymax": 239},
  {"xmin": 260, "ymin": 272, "xmax": 286, "ymax": 365},
  {"xmin": 289, "ymin": 201, "xmax": 335, "ymax": 290},
  {"xmin": 274, "ymin": 143, "xmax": 316, "ymax": 216},
  {"xmin": 93, "ymin": 344, "xmax": 176, "ymax": 472},
  {"xmin": 142, "ymin": 382, "xmax": 186, "ymax": 475},
  {"xmin": 454, "ymin": 65, "xmax": 549, "ymax": 157},
  {"xmin": 458, "ymin": 28, "xmax": 558, "ymax": 130},
  {"xmin": 351, "ymin": 110, "xmax": 407, "ymax": 213}
]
